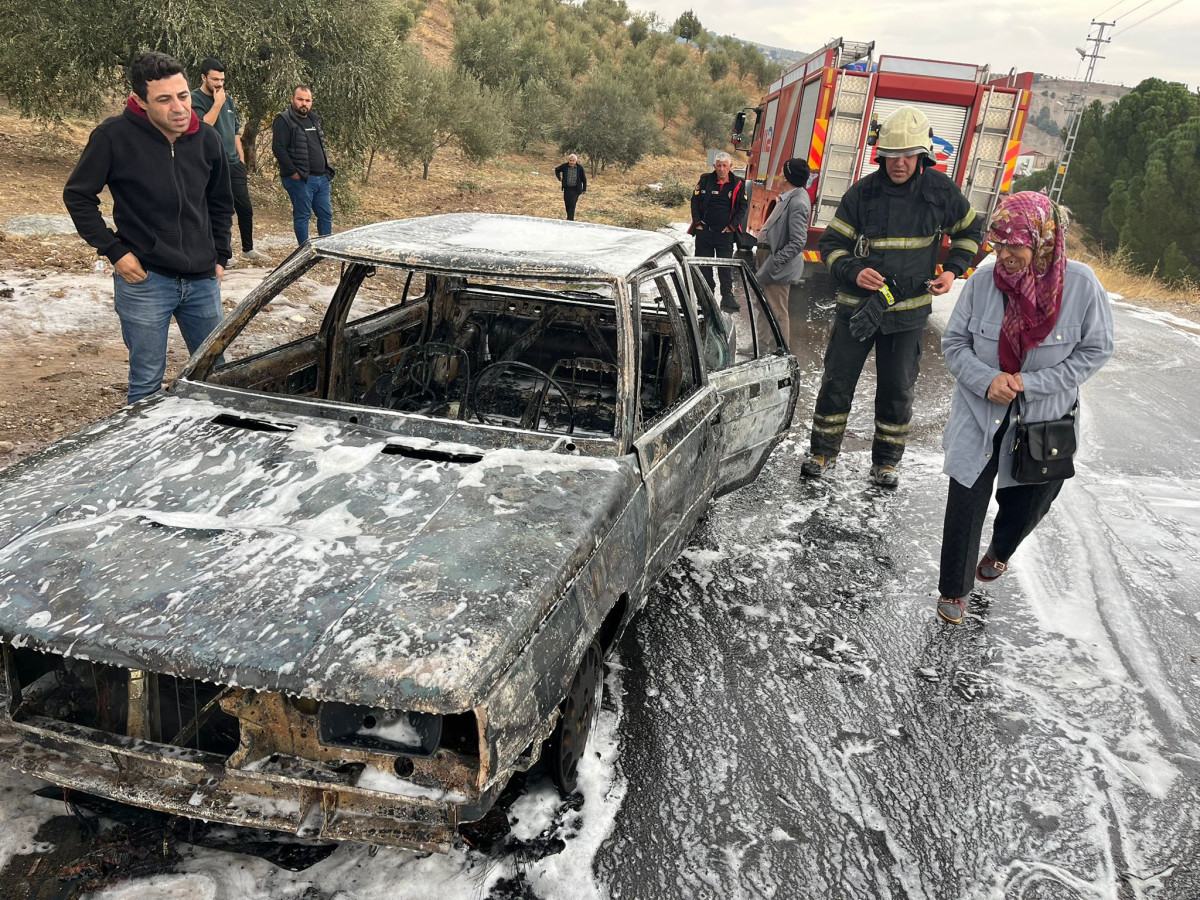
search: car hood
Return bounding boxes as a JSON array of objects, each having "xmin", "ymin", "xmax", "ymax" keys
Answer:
[{"xmin": 0, "ymin": 396, "xmax": 640, "ymax": 711}]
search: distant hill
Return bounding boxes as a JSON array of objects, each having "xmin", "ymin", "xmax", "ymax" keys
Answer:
[
  {"xmin": 707, "ymin": 32, "xmax": 807, "ymax": 68},
  {"xmin": 1022, "ymin": 77, "xmax": 1131, "ymax": 156}
]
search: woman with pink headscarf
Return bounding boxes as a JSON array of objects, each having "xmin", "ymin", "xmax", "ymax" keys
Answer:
[{"xmin": 936, "ymin": 192, "xmax": 1114, "ymax": 625}]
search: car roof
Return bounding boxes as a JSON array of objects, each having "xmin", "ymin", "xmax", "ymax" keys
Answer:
[{"xmin": 311, "ymin": 213, "xmax": 683, "ymax": 281}]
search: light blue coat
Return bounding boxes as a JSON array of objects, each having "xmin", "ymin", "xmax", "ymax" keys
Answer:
[
  {"xmin": 941, "ymin": 259, "xmax": 1114, "ymax": 488},
  {"xmin": 755, "ymin": 187, "xmax": 811, "ymax": 286}
]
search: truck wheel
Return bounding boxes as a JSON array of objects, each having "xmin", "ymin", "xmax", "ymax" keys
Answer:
[{"xmin": 547, "ymin": 640, "xmax": 603, "ymax": 796}]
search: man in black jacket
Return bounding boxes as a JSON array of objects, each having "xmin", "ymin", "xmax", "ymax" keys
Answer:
[
  {"xmin": 804, "ymin": 106, "xmax": 984, "ymax": 488},
  {"xmin": 273, "ymin": 86, "xmax": 336, "ymax": 245},
  {"xmin": 554, "ymin": 154, "xmax": 587, "ymax": 220},
  {"xmin": 63, "ymin": 51, "xmax": 233, "ymax": 406},
  {"xmin": 689, "ymin": 151, "xmax": 748, "ymax": 312}
]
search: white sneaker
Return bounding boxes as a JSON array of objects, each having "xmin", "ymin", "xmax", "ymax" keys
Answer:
[
  {"xmin": 225, "ymin": 257, "xmax": 238, "ymax": 268},
  {"xmin": 243, "ymin": 249, "xmax": 269, "ymax": 261}
]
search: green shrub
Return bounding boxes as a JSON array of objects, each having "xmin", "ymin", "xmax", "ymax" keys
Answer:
[{"xmin": 635, "ymin": 176, "xmax": 692, "ymax": 208}]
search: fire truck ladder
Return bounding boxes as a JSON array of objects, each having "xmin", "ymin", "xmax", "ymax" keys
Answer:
[
  {"xmin": 813, "ymin": 70, "xmax": 874, "ymax": 230},
  {"xmin": 963, "ymin": 86, "xmax": 1022, "ymax": 222}
]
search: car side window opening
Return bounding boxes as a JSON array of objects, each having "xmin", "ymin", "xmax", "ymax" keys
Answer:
[
  {"xmin": 207, "ymin": 257, "xmax": 627, "ymax": 438},
  {"xmin": 633, "ymin": 267, "xmax": 700, "ymax": 428},
  {"xmin": 686, "ymin": 259, "xmax": 782, "ymax": 363},
  {"xmin": 204, "ymin": 256, "xmax": 347, "ymax": 397},
  {"xmin": 688, "ymin": 266, "xmax": 736, "ymax": 372}
]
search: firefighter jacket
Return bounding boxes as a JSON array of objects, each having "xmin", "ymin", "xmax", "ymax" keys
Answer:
[
  {"xmin": 819, "ymin": 166, "xmax": 983, "ymax": 333},
  {"xmin": 689, "ymin": 171, "xmax": 748, "ymax": 237}
]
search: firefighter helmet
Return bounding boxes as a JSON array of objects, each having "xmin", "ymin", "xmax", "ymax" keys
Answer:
[{"xmin": 875, "ymin": 106, "xmax": 935, "ymax": 160}]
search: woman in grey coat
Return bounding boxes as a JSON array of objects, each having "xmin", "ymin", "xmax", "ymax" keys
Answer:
[
  {"xmin": 754, "ymin": 158, "xmax": 811, "ymax": 343},
  {"xmin": 937, "ymin": 192, "xmax": 1114, "ymax": 624}
]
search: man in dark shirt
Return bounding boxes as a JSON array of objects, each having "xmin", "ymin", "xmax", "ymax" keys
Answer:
[
  {"xmin": 689, "ymin": 151, "xmax": 748, "ymax": 312},
  {"xmin": 191, "ymin": 58, "xmax": 267, "ymax": 262},
  {"xmin": 272, "ymin": 86, "xmax": 336, "ymax": 245}
]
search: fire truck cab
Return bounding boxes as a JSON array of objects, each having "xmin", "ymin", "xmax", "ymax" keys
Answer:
[{"xmin": 734, "ymin": 38, "xmax": 1034, "ymax": 266}]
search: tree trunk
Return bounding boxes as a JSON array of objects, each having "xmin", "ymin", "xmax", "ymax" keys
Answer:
[
  {"xmin": 423, "ymin": 159, "xmax": 430, "ymax": 180},
  {"xmin": 363, "ymin": 148, "xmax": 376, "ymax": 185},
  {"xmin": 243, "ymin": 119, "xmax": 261, "ymax": 171}
]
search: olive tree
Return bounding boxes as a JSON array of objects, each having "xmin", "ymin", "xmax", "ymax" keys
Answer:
[{"xmin": 0, "ymin": 0, "xmax": 420, "ymax": 172}]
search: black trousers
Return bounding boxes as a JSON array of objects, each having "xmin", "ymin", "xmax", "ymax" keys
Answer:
[
  {"xmin": 693, "ymin": 231, "xmax": 734, "ymax": 299},
  {"xmin": 229, "ymin": 161, "xmax": 255, "ymax": 252},
  {"xmin": 938, "ymin": 410, "xmax": 1065, "ymax": 599},
  {"xmin": 809, "ymin": 318, "xmax": 924, "ymax": 466},
  {"xmin": 563, "ymin": 189, "xmax": 581, "ymax": 221}
]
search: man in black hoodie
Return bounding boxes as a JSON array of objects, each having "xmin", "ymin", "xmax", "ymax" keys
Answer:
[{"xmin": 64, "ymin": 52, "xmax": 233, "ymax": 405}]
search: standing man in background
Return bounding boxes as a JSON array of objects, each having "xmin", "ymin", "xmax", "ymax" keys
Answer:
[
  {"xmin": 554, "ymin": 153, "xmax": 587, "ymax": 221},
  {"xmin": 689, "ymin": 151, "xmax": 748, "ymax": 313},
  {"xmin": 63, "ymin": 51, "xmax": 232, "ymax": 406},
  {"xmin": 191, "ymin": 58, "xmax": 267, "ymax": 264},
  {"xmin": 754, "ymin": 158, "xmax": 812, "ymax": 345},
  {"xmin": 273, "ymin": 85, "xmax": 335, "ymax": 245}
]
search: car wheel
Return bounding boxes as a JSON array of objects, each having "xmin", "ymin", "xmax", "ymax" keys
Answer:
[{"xmin": 547, "ymin": 640, "xmax": 603, "ymax": 796}]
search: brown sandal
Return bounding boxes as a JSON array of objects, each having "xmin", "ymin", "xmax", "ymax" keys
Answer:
[
  {"xmin": 976, "ymin": 554, "xmax": 1007, "ymax": 582},
  {"xmin": 937, "ymin": 597, "xmax": 966, "ymax": 625}
]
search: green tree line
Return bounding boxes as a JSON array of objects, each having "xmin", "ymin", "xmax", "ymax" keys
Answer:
[
  {"xmin": 1060, "ymin": 78, "xmax": 1200, "ymax": 284},
  {"xmin": 0, "ymin": 0, "xmax": 781, "ymax": 184}
]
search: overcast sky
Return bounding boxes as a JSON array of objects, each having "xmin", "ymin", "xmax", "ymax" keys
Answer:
[{"xmin": 629, "ymin": 0, "xmax": 1196, "ymax": 89}]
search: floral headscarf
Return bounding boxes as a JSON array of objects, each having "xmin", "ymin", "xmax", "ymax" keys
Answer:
[{"xmin": 988, "ymin": 192, "xmax": 1069, "ymax": 373}]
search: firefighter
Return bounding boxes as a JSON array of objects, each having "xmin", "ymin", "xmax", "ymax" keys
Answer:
[{"xmin": 803, "ymin": 106, "xmax": 984, "ymax": 487}]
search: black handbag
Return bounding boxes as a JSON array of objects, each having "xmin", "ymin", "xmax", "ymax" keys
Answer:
[{"xmin": 1010, "ymin": 395, "xmax": 1078, "ymax": 483}]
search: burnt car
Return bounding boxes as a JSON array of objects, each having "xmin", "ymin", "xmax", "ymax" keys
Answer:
[{"xmin": 0, "ymin": 214, "xmax": 798, "ymax": 851}]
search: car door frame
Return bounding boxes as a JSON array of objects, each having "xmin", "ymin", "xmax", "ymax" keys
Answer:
[
  {"xmin": 630, "ymin": 264, "xmax": 721, "ymax": 586},
  {"xmin": 684, "ymin": 257, "xmax": 800, "ymax": 496}
]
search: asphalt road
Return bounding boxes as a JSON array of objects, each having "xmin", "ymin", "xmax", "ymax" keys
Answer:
[
  {"xmin": 596, "ymin": 281, "xmax": 1200, "ymax": 899},
  {"xmin": 3, "ymin": 277, "xmax": 1198, "ymax": 900}
]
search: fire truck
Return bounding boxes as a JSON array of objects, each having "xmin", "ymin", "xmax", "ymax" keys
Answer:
[{"xmin": 732, "ymin": 38, "xmax": 1035, "ymax": 265}]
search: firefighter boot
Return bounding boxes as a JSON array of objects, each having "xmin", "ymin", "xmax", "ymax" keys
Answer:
[
  {"xmin": 801, "ymin": 454, "xmax": 837, "ymax": 478},
  {"xmin": 869, "ymin": 464, "xmax": 899, "ymax": 488}
]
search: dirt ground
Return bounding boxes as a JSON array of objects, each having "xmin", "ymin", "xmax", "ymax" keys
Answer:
[{"xmin": 0, "ymin": 99, "xmax": 699, "ymax": 470}]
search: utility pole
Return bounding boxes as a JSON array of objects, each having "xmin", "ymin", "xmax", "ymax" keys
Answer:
[{"xmin": 1049, "ymin": 20, "xmax": 1114, "ymax": 203}]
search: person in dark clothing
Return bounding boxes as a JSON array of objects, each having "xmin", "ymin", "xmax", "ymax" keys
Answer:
[
  {"xmin": 63, "ymin": 51, "xmax": 233, "ymax": 406},
  {"xmin": 191, "ymin": 58, "xmax": 267, "ymax": 263},
  {"xmin": 689, "ymin": 151, "xmax": 748, "ymax": 312},
  {"xmin": 554, "ymin": 154, "xmax": 587, "ymax": 220},
  {"xmin": 272, "ymin": 86, "xmax": 336, "ymax": 245},
  {"xmin": 804, "ymin": 106, "xmax": 984, "ymax": 488}
]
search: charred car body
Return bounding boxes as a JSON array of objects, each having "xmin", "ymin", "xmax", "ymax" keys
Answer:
[{"xmin": 0, "ymin": 214, "xmax": 798, "ymax": 851}]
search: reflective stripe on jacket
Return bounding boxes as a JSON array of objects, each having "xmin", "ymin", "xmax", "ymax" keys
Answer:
[{"xmin": 818, "ymin": 167, "xmax": 983, "ymax": 333}]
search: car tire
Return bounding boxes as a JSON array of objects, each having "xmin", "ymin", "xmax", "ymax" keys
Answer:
[{"xmin": 547, "ymin": 639, "xmax": 603, "ymax": 796}]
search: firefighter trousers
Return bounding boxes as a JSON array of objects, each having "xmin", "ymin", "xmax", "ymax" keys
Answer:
[{"xmin": 808, "ymin": 319, "xmax": 925, "ymax": 466}]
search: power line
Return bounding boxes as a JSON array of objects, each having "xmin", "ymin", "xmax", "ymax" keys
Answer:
[
  {"xmin": 1095, "ymin": 0, "xmax": 1139, "ymax": 15},
  {"xmin": 1112, "ymin": 0, "xmax": 1184, "ymax": 36},
  {"xmin": 1111, "ymin": 0, "xmax": 1158, "ymax": 21}
]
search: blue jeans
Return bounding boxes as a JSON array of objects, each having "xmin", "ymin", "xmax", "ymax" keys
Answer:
[
  {"xmin": 113, "ymin": 271, "xmax": 223, "ymax": 405},
  {"xmin": 281, "ymin": 174, "xmax": 333, "ymax": 245}
]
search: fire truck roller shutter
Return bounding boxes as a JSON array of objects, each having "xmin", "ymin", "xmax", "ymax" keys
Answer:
[{"xmin": 857, "ymin": 99, "xmax": 969, "ymax": 181}]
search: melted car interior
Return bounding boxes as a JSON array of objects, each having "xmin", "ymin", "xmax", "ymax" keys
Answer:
[{"xmin": 205, "ymin": 260, "xmax": 699, "ymax": 439}]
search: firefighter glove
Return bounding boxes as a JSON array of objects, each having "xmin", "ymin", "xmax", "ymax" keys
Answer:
[
  {"xmin": 848, "ymin": 282, "xmax": 898, "ymax": 341},
  {"xmin": 849, "ymin": 292, "xmax": 886, "ymax": 341}
]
